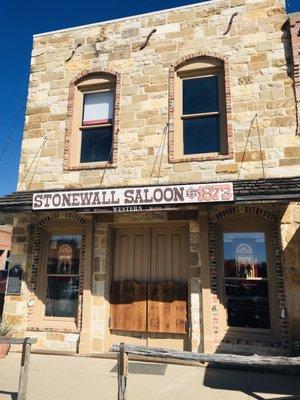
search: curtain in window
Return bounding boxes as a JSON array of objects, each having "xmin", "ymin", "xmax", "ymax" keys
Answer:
[{"xmin": 83, "ymin": 92, "xmax": 114, "ymax": 125}]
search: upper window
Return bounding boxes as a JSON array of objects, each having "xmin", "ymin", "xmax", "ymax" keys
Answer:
[
  {"xmin": 171, "ymin": 56, "xmax": 229, "ymax": 162},
  {"xmin": 80, "ymin": 89, "xmax": 114, "ymax": 163},
  {"xmin": 182, "ymin": 75, "xmax": 220, "ymax": 154},
  {"xmin": 66, "ymin": 71, "xmax": 119, "ymax": 169}
]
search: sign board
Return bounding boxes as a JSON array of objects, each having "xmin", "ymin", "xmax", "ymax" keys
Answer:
[
  {"xmin": 6, "ymin": 265, "xmax": 23, "ymax": 294},
  {"xmin": 33, "ymin": 182, "xmax": 234, "ymax": 211}
]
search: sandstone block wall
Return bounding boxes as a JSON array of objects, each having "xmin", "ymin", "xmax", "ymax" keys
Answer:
[
  {"xmin": 290, "ymin": 12, "xmax": 300, "ymax": 136},
  {"xmin": 17, "ymin": 0, "xmax": 300, "ymax": 192},
  {"xmin": 281, "ymin": 202, "xmax": 300, "ymax": 351}
]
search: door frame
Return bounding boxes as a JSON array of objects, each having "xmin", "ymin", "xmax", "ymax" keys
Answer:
[{"xmin": 107, "ymin": 221, "xmax": 191, "ymax": 350}]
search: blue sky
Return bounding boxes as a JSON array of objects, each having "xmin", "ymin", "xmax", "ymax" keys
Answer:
[{"xmin": 0, "ymin": 0, "xmax": 299, "ymax": 196}]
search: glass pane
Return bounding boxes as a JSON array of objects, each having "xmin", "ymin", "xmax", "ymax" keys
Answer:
[
  {"xmin": 83, "ymin": 91, "xmax": 114, "ymax": 125},
  {"xmin": 223, "ymin": 233, "xmax": 267, "ymax": 278},
  {"xmin": 80, "ymin": 127, "xmax": 112, "ymax": 163},
  {"xmin": 225, "ymin": 280, "xmax": 270, "ymax": 329},
  {"xmin": 47, "ymin": 235, "xmax": 81, "ymax": 275},
  {"xmin": 45, "ymin": 277, "xmax": 79, "ymax": 317},
  {"xmin": 183, "ymin": 75, "xmax": 219, "ymax": 115},
  {"xmin": 183, "ymin": 116, "xmax": 220, "ymax": 154}
]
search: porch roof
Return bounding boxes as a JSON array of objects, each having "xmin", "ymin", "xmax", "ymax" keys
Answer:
[{"xmin": 0, "ymin": 176, "xmax": 299, "ymax": 213}]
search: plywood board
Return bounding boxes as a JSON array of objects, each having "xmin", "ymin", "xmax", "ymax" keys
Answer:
[
  {"xmin": 110, "ymin": 281, "xmax": 147, "ymax": 332},
  {"xmin": 148, "ymin": 282, "xmax": 187, "ymax": 334}
]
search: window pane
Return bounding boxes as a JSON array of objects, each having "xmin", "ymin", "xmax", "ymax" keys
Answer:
[
  {"xmin": 83, "ymin": 91, "xmax": 114, "ymax": 125},
  {"xmin": 183, "ymin": 116, "xmax": 220, "ymax": 154},
  {"xmin": 223, "ymin": 233, "xmax": 267, "ymax": 278},
  {"xmin": 45, "ymin": 277, "xmax": 79, "ymax": 317},
  {"xmin": 225, "ymin": 280, "xmax": 270, "ymax": 329},
  {"xmin": 183, "ymin": 76, "xmax": 219, "ymax": 115},
  {"xmin": 80, "ymin": 127, "xmax": 112, "ymax": 163},
  {"xmin": 223, "ymin": 232, "xmax": 271, "ymax": 329},
  {"xmin": 47, "ymin": 235, "xmax": 81, "ymax": 275}
]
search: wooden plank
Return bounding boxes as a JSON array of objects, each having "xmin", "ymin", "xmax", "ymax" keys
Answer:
[
  {"xmin": 17, "ymin": 337, "xmax": 32, "ymax": 400},
  {"xmin": 110, "ymin": 281, "xmax": 147, "ymax": 332},
  {"xmin": 148, "ymin": 282, "xmax": 187, "ymax": 334},
  {"xmin": 0, "ymin": 338, "xmax": 37, "ymax": 345},
  {"xmin": 111, "ymin": 344, "xmax": 300, "ymax": 371}
]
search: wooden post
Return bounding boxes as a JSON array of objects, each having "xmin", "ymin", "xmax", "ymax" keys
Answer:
[
  {"xmin": 117, "ymin": 342, "xmax": 128, "ymax": 400},
  {"xmin": 17, "ymin": 337, "xmax": 32, "ymax": 400}
]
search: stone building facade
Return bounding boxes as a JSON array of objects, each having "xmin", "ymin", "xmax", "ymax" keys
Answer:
[{"xmin": 1, "ymin": 0, "xmax": 300, "ymax": 355}]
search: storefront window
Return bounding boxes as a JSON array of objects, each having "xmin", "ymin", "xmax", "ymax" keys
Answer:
[
  {"xmin": 222, "ymin": 232, "xmax": 270, "ymax": 329},
  {"xmin": 45, "ymin": 235, "xmax": 81, "ymax": 318}
]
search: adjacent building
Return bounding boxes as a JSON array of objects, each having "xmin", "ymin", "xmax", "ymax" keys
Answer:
[
  {"xmin": 0, "ymin": 226, "xmax": 12, "ymax": 320},
  {"xmin": 0, "ymin": 0, "xmax": 300, "ymax": 355}
]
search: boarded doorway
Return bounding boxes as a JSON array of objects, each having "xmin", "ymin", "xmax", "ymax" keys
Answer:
[{"xmin": 109, "ymin": 225, "xmax": 189, "ymax": 350}]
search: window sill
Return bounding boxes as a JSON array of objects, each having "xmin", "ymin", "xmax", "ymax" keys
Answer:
[
  {"xmin": 170, "ymin": 153, "xmax": 232, "ymax": 163},
  {"xmin": 28, "ymin": 318, "xmax": 79, "ymax": 333},
  {"xmin": 222, "ymin": 327, "xmax": 279, "ymax": 342},
  {"xmin": 27, "ymin": 325, "xmax": 80, "ymax": 334},
  {"xmin": 65, "ymin": 162, "xmax": 117, "ymax": 171}
]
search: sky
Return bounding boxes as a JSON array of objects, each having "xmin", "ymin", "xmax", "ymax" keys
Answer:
[{"xmin": 0, "ymin": 0, "xmax": 299, "ymax": 196}]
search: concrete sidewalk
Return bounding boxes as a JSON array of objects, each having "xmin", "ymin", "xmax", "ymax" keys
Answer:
[{"xmin": 0, "ymin": 352, "xmax": 299, "ymax": 400}]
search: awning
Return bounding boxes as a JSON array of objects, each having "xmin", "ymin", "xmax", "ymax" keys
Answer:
[{"xmin": 0, "ymin": 177, "xmax": 299, "ymax": 213}]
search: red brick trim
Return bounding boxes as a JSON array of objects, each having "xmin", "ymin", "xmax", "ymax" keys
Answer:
[
  {"xmin": 63, "ymin": 68, "xmax": 121, "ymax": 171},
  {"xmin": 208, "ymin": 205, "xmax": 289, "ymax": 353},
  {"xmin": 37, "ymin": 212, "xmax": 86, "ymax": 227},
  {"xmin": 27, "ymin": 213, "xmax": 89, "ymax": 332},
  {"xmin": 168, "ymin": 52, "xmax": 233, "ymax": 163},
  {"xmin": 290, "ymin": 17, "xmax": 300, "ymax": 135}
]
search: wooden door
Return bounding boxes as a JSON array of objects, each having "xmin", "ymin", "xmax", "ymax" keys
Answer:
[
  {"xmin": 148, "ymin": 226, "xmax": 188, "ymax": 350},
  {"xmin": 113, "ymin": 227, "xmax": 150, "ymax": 282},
  {"xmin": 109, "ymin": 228, "xmax": 149, "ymax": 347},
  {"xmin": 150, "ymin": 226, "xmax": 188, "ymax": 283},
  {"xmin": 109, "ymin": 225, "xmax": 189, "ymax": 350}
]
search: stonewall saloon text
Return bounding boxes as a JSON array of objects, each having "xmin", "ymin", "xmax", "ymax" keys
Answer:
[{"xmin": 32, "ymin": 182, "xmax": 234, "ymax": 210}]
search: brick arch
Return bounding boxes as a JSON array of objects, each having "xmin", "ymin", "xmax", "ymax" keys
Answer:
[
  {"xmin": 171, "ymin": 51, "xmax": 228, "ymax": 72},
  {"xmin": 63, "ymin": 67, "xmax": 121, "ymax": 171},
  {"xmin": 36, "ymin": 212, "xmax": 87, "ymax": 227},
  {"xmin": 71, "ymin": 67, "xmax": 119, "ymax": 86},
  {"xmin": 208, "ymin": 205, "xmax": 289, "ymax": 353},
  {"xmin": 168, "ymin": 51, "xmax": 233, "ymax": 163},
  {"xmin": 209, "ymin": 205, "xmax": 278, "ymax": 224}
]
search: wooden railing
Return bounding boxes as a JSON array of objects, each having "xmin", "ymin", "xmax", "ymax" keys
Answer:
[
  {"xmin": 111, "ymin": 343, "xmax": 300, "ymax": 400},
  {"xmin": 0, "ymin": 337, "xmax": 37, "ymax": 400}
]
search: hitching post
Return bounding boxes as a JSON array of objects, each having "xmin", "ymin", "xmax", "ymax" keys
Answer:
[
  {"xmin": 17, "ymin": 337, "xmax": 32, "ymax": 400},
  {"xmin": 118, "ymin": 342, "xmax": 128, "ymax": 400}
]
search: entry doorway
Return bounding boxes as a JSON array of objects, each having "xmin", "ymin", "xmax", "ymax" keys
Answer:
[{"xmin": 109, "ymin": 224, "xmax": 189, "ymax": 351}]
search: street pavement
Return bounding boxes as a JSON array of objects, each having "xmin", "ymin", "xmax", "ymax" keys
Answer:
[{"xmin": 0, "ymin": 352, "xmax": 299, "ymax": 399}]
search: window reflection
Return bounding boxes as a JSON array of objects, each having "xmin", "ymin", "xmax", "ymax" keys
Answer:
[
  {"xmin": 223, "ymin": 232, "xmax": 270, "ymax": 329},
  {"xmin": 45, "ymin": 277, "xmax": 79, "ymax": 318},
  {"xmin": 45, "ymin": 235, "xmax": 80, "ymax": 318}
]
